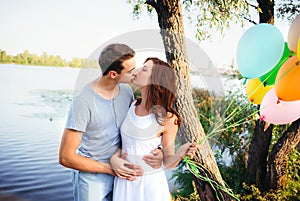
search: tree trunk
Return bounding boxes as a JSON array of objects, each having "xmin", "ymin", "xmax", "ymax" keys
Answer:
[
  {"xmin": 146, "ymin": 0, "xmax": 233, "ymax": 200},
  {"xmin": 244, "ymin": 0, "xmax": 274, "ymax": 191},
  {"xmin": 257, "ymin": 0, "xmax": 274, "ymax": 24},
  {"xmin": 245, "ymin": 119, "xmax": 273, "ymax": 191},
  {"xmin": 266, "ymin": 118, "xmax": 300, "ymax": 190}
]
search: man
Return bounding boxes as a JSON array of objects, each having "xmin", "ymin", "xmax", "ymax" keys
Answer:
[{"xmin": 59, "ymin": 43, "xmax": 162, "ymax": 201}]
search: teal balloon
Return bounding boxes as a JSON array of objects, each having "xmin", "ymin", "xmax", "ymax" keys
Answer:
[
  {"xmin": 236, "ymin": 23, "xmax": 285, "ymax": 78},
  {"xmin": 259, "ymin": 42, "xmax": 291, "ymax": 85}
]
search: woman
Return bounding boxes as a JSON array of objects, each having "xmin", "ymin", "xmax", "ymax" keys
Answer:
[{"xmin": 112, "ymin": 57, "xmax": 198, "ymax": 201}]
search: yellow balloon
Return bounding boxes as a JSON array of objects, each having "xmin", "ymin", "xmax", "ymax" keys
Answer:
[
  {"xmin": 297, "ymin": 37, "xmax": 300, "ymax": 60},
  {"xmin": 246, "ymin": 78, "xmax": 273, "ymax": 104}
]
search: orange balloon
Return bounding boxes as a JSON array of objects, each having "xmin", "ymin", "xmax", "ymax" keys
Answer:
[
  {"xmin": 275, "ymin": 56, "xmax": 300, "ymax": 101},
  {"xmin": 245, "ymin": 78, "xmax": 273, "ymax": 104}
]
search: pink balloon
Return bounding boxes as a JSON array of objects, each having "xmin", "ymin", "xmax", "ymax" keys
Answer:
[{"xmin": 260, "ymin": 88, "xmax": 300, "ymax": 125}]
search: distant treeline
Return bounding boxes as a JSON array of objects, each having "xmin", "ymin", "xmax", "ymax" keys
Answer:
[{"xmin": 0, "ymin": 49, "xmax": 89, "ymax": 68}]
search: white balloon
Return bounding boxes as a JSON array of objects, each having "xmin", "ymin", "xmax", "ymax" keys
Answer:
[{"xmin": 288, "ymin": 15, "xmax": 300, "ymax": 53}]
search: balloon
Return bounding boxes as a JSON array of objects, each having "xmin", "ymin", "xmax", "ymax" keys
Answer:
[
  {"xmin": 287, "ymin": 15, "xmax": 300, "ymax": 53},
  {"xmin": 245, "ymin": 78, "xmax": 273, "ymax": 104},
  {"xmin": 297, "ymin": 37, "xmax": 300, "ymax": 59},
  {"xmin": 260, "ymin": 88, "xmax": 300, "ymax": 125},
  {"xmin": 259, "ymin": 42, "xmax": 291, "ymax": 85},
  {"xmin": 275, "ymin": 56, "xmax": 300, "ymax": 101},
  {"xmin": 236, "ymin": 23, "xmax": 285, "ymax": 78}
]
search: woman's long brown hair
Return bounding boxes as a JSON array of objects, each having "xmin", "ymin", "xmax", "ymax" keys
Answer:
[{"xmin": 135, "ymin": 57, "xmax": 181, "ymax": 126}]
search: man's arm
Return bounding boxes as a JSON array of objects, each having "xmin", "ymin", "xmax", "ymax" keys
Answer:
[{"xmin": 59, "ymin": 128, "xmax": 114, "ymax": 175}]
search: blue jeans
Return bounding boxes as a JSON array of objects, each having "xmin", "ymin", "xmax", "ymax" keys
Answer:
[{"xmin": 72, "ymin": 170, "xmax": 114, "ymax": 201}]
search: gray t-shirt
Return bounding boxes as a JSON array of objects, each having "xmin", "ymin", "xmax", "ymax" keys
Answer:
[{"xmin": 65, "ymin": 83, "xmax": 134, "ymax": 163}]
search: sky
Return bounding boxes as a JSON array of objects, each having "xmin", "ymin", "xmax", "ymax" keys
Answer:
[{"xmin": 0, "ymin": 0, "xmax": 291, "ymax": 67}]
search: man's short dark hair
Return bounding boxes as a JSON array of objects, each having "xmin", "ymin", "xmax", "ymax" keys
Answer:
[{"xmin": 98, "ymin": 43, "xmax": 135, "ymax": 76}]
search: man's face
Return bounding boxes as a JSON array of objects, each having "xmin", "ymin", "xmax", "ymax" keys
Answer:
[{"xmin": 118, "ymin": 57, "xmax": 137, "ymax": 83}]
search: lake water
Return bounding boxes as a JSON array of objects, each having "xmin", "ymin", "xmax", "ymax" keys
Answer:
[
  {"xmin": 0, "ymin": 64, "xmax": 236, "ymax": 201},
  {"xmin": 0, "ymin": 64, "xmax": 78, "ymax": 201}
]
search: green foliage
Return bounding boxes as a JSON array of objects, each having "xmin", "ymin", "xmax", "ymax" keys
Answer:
[
  {"xmin": 268, "ymin": 124, "xmax": 290, "ymax": 153},
  {"xmin": 127, "ymin": 0, "xmax": 249, "ymax": 40},
  {"xmin": 171, "ymin": 179, "xmax": 199, "ymax": 201},
  {"xmin": 171, "ymin": 162, "xmax": 195, "ymax": 198},
  {"xmin": 209, "ymin": 80, "xmax": 257, "ymax": 194},
  {"xmin": 283, "ymin": 149, "xmax": 300, "ymax": 199},
  {"xmin": 241, "ymin": 158, "xmax": 300, "ymax": 201},
  {"xmin": 127, "ymin": 0, "xmax": 299, "ymax": 41},
  {"xmin": 216, "ymin": 150, "xmax": 247, "ymax": 194},
  {"xmin": 192, "ymin": 88, "xmax": 215, "ymax": 134},
  {"xmin": 69, "ymin": 58, "xmax": 83, "ymax": 68},
  {"xmin": 183, "ymin": 0, "xmax": 249, "ymax": 40},
  {"xmin": 0, "ymin": 49, "xmax": 87, "ymax": 68},
  {"xmin": 192, "ymin": 82, "xmax": 257, "ymax": 168},
  {"xmin": 127, "ymin": 0, "xmax": 154, "ymax": 18}
]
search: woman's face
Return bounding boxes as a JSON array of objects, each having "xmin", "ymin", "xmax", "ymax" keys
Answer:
[{"xmin": 132, "ymin": 60, "xmax": 154, "ymax": 88}]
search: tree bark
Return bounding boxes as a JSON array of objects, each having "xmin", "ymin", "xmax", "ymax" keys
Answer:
[
  {"xmin": 266, "ymin": 118, "xmax": 300, "ymax": 190},
  {"xmin": 147, "ymin": 0, "xmax": 234, "ymax": 200},
  {"xmin": 245, "ymin": 119, "xmax": 273, "ymax": 191},
  {"xmin": 257, "ymin": 0, "xmax": 274, "ymax": 24}
]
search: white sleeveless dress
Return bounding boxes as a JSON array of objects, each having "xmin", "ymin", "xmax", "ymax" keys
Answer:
[{"xmin": 113, "ymin": 102, "xmax": 171, "ymax": 201}]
